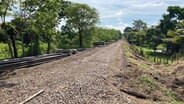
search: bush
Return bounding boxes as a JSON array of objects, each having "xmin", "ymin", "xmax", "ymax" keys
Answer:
[
  {"xmin": 39, "ymin": 42, "xmax": 48, "ymax": 54},
  {"xmin": 0, "ymin": 43, "xmax": 10, "ymax": 59}
]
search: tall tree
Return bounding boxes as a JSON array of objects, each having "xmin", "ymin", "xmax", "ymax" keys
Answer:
[
  {"xmin": 146, "ymin": 27, "xmax": 162, "ymax": 53},
  {"xmin": 132, "ymin": 20, "xmax": 147, "ymax": 46},
  {"xmin": 6, "ymin": 23, "xmax": 18, "ymax": 58},
  {"xmin": 34, "ymin": 0, "xmax": 60, "ymax": 54},
  {"xmin": 0, "ymin": 0, "xmax": 16, "ymax": 58},
  {"xmin": 12, "ymin": 0, "xmax": 30, "ymax": 57},
  {"xmin": 133, "ymin": 19, "xmax": 147, "ymax": 31},
  {"xmin": 65, "ymin": 3, "xmax": 99, "ymax": 48}
]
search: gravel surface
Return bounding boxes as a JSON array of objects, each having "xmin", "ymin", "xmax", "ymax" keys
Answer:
[{"xmin": 0, "ymin": 41, "xmax": 138, "ymax": 104}]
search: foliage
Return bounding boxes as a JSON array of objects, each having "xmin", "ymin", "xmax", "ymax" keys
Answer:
[
  {"xmin": 93, "ymin": 27, "xmax": 122, "ymax": 42},
  {"xmin": 65, "ymin": 3, "xmax": 99, "ymax": 48},
  {"xmin": 0, "ymin": 43, "xmax": 10, "ymax": 59},
  {"xmin": 0, "ymin": 0, "xmax": 121, "ymax": 59},
  {"xmin": 124, "ymin": 6, "xmax": 184, "ymax": 64}
]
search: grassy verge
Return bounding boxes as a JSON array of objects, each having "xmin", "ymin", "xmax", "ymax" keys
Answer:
[{"xmin": 0, "ymin": 42, "xmax": 56, "ymax": 60}]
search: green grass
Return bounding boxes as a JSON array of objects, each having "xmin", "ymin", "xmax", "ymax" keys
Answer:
[
  {"xmin": 163, "ymin": 90, "xmax": 183, "ymax": 104},
  {"xmin": 139, "ymin": 75, "xmax": 158, "ymax": 89},
  {"xmin": 133, "ymin": 45, "xmax": 172, "ymax": 64},
  {"xmin": 0, "ymin": 42, "xmax": 56, "ymax": 60}
]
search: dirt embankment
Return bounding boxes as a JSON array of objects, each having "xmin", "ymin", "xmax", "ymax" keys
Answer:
[{"xmin": 110, "ymin": 40, "xmax": 184, "ymax": 104}]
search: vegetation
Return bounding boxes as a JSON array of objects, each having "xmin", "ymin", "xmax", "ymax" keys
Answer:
[
  {"xmin": 0, "ymin": 0, "xmax": 121, "ymax": 60},
  {"xmin": 121, "ymin": 40, "xmax": 184, "ymax": 103},
  {"xmin": 123, "ymin": 6, "xmax": 184, "ymax": 64}
]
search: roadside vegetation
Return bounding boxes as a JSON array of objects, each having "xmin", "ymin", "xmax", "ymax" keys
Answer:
[
  {"xmin": 113, "ymin": 40, "xmax": 184, "ymax": 104},
  {"xmin": 121, "ymin": 6, "xmax": 184, "ymax": 103},
  {"xmin": 132, "ymin": 45, "xmax": 172, "ymax": 64},
  {"xmin": 123, "ymin": 6, "xmax": 184, "ymax": 64},
  {"xmin": 0, "ymin": 0, "xmax": 122, "ymax": 60}
]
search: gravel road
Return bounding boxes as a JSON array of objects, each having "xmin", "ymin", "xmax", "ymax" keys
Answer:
[{"xmin": 0, "ymin": 41, "xmax": 137, "ymax": 104}]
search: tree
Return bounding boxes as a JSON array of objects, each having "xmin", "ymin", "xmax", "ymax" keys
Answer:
[
  {"xmin": 12, "ymin": 0, "xmax": 30, "ymax": 57},
  {"xmin": 6, "ymin": 23, "xmax": 18, "ymax": 58},
  {"xmin": 168, "ymin": 21, "xmax": 184, "ymax": 53},
  {"xmin": 132, "ymin": 20, "xmax": 147, "ymax": 46},
  {"xmin": 159, "ymin": 14, "xmax": 176, "ymax": 36},
  {"xmin": 33, "ymin": 0, "xmax": 60, "ymax": 54},
  {"xmin": 58, "ymin": 0, "xmax": 71, "ymax": 19},
  {"xmin": 93, "ymin": 27, "xmax": 121, "ymax": 43},
  {"xmin": 19, "ymin": 0, "xmax": 62, "ymax": 55},
  {"xmin": 123, "ymin": 27, "xmax": 133, "ymax": 40},
  {"xmin": 133, "ymin": 19, "xmax": 147, "ymax": 31},
  {"xmin": 167, "ymin": 6, "xmax": 184, "ymax": 20},
  {"xmin": 0, "ymin": 0, "xmax": 16, "ymax": 58},
  {"xmin": 146, "ymin": 27, "xmax": 162, "ymax": 53},
  {"xmin": 159, "ymin": 6, "xmax": 184, "ymax": 36},
  {"xmin": 158, "ymin": 6, "xmax": 184, "ymax": 54},
  {"xmin": 65, "ymin": 3, "xmax": 99, "ymax": 48}
]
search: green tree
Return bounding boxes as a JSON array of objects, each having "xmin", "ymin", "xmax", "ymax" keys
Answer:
[
  {"xmin": 65, "ymin": 3, "xmax": 99, "ymax": 48},
  {"xmin": 33, "ymin": 0, "xmax": 60, "ymax": 54},
  {"xmin": 93, "ymin": 27, "xmax": 121, "ymax": 43},
  {"xmin": 12, "ymin": 0, "xmax": 30, "ymax": 57},
  {"xmin": 0, "ymin": 0, "xmax": 16, "ymax": 58},
  {"xmin": 146, "ymin": 27, "xmax": 162, "ymax": 53},
  {"xmin": 132, "ymin": 20, "xmax": 147, "ymax": 46},
  {"xmin": 6, "ymin": 23, "xmax": 18, "ymax": 58},
  {"xmin": 133, "ymin": 19, "xmax": 147, "ymax": 31}
]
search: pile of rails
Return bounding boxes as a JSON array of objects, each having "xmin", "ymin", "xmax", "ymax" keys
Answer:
[
  {"xmin": 0, "ymin": 41, "xmax": 116, "ymax": 74},
  {"xmin": 0, "ymin": 53, "xmax": 69, "ymax": 73}
]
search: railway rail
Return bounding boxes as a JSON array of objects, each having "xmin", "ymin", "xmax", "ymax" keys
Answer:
[
  {"xmin": 0, "ymin": 53, "xmax": 70, "ymax": 73},
  {"xmin": 0, "ymin": 41, "xmax": 115, "ymax": 74}
]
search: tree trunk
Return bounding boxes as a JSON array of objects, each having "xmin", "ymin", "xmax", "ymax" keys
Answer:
[
  {"xmin": 153, "ymin": 43, "xmax": 157, "ymax": 62},
  {"xmin": 31, "ymin": 35, "xmax": 34, "ymax": 56},
  {"xmin": 47, "ymin": 39, "xmax": 51, "ymax": 54},
  {"xmin": 47, "ymin": 34, "xmax": 52, "ymax": 54},
  {"xmin": 2, "ymin": 6, "xmax": 13, "ymax": 58},
  {"xmin": 3, "ymin": 29, "xmax": 13, "ymax": 58},
  {"xmin": 154, "ymin": 48, "xmax": 156, "ymax": 62},
  {"xmin": 17, "ymin": 31, "xmax": 25, "ymax": 57},
  {"xmin": 21, "ymin": 33, "xmax": 25, "ymax": 57},
  {"xmin": 7, "ymin": 40, "xmax": 14, "ymax": 58},
  {"xmin": 10, "ymin": 35, "xmax": 18, "ymax": 58},
  {"xmin": 34, "ymin": 34, "xmax": 40, "ymax": 56},
  {"xmin": 79, "ymin": 30, "xmax": 83, "ymax": 48}
]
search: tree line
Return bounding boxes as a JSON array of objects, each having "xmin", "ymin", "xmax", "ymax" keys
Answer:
[
  {"xmin": 0, "ymin": 0, "xmax": 122, "ymax": 59},
  {"xmin": 123, "ymin": 6, "xmax": 184, "ymax": 62}
]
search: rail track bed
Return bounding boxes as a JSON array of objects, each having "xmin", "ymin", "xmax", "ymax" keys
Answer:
[{"xmin": 0, "ymin": 41, "xmax": 142, "ymax": 104}]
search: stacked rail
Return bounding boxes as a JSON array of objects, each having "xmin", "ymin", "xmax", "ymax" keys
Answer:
[
  {"xmin": 0, "ymin": 53, "xmax": 70, "ymax": 73},
  {"xmin": 0, "ymin": 41, "xmax": 117, "ymax": 73}
]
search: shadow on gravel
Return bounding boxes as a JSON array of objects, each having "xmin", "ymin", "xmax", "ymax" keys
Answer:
[
  {"xmin": 0, "ymin": 81, "xmax": 17, "ymax": 88},
  {"xmin": 0, "ymin": 71, "xmax": 17, "ymax": 80}
]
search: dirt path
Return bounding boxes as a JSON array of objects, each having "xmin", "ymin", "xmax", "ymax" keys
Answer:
[{"xmin": 0, "ymin": 41, "xmax": 137, "ymax": 104}]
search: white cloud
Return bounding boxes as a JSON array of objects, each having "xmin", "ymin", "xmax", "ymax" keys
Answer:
[
  {"xmin": 69, "ymin": 0, "xmax": 184, "ymax": 31},
  {"xmin": 104, "ymin": 23, "xmax": 131, "ymax": 33},
  {"xmin": 116, "ymin": 11, "xmax": 123, "ymax": 16},
  {"xmin": 118, "ymin": 22, "xmax": 123, "ymax": 25},
  {"xmin": 104, "ymin": 25, "xmax": 125, "ymax": 32}
]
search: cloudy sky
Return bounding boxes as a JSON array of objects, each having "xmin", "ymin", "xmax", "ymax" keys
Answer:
[{"xmin": 69, "ymin": 0, "xmax": 184, "ymax": 32}]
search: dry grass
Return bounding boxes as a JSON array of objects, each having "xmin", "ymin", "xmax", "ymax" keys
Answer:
[{"xmin": 111, "ymin": 40, "xmax": 184, "ymax": 104}]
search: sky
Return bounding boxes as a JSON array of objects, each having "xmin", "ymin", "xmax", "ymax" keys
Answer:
[{"xmin": 69, "ymin": 0, "xmax": 184, "ymax": 32}]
